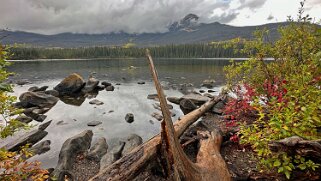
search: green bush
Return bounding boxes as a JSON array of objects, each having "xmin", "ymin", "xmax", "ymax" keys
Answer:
[{"xmin": 224, "ymin": 2, "xmax": 321, "ymax": 179}]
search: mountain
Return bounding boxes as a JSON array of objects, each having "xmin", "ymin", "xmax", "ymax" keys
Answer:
[
  {"xmin": 0, "ymin": 14, "xmax": 287, "ymax": 48},
  {"xmin": 169, "ymin": 13, "xmax": 200, "ymax": 32}
]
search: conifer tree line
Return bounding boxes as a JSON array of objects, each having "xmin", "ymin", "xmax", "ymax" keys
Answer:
[{"xmin": 9, "ymin": 43, "xmax": 245, "ymax": 60}]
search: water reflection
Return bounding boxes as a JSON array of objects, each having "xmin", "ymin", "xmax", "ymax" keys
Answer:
[
  {"xmin": 8, "ymin": 58, "xmax": 229, "ymax": 168},
  {"xmin": 59, "ymin": 95, "xmax": 87, "ymax": 106},
  {"xmin": 8, "ymin": 58, "xmax": 231, "ymax": 87}
]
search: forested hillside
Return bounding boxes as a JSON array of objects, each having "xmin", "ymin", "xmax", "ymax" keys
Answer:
[{"xmin": 10, "ymin": 43, "xmax": 244, "ymax": 59}]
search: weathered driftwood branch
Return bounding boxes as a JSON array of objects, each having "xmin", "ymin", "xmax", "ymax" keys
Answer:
[
  {"xmin": 146, "ymin": 49, "xmax": 231, "ymax": 181},
  {"xmin": 269, "ymin": 136, "xmax": 321, "ymax": 162},
  {"xmin": 89, "ymin": 51, "xmax": 227, "ymax": 181}
]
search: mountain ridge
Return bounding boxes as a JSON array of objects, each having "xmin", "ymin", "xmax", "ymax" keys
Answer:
[{"xmin": 1, "ymin": 15, "xmax": 288, "ymax": 48}]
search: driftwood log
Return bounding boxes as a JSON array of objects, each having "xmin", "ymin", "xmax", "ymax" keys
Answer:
[
  {"xmin": 89, "ymin": 50, "xmax": 230, "ymax": 181},
  {"xmin": 146, "ymin": 49, "xmax": 230, "ymax": 181}
]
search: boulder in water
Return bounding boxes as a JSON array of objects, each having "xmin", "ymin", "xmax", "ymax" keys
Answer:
[
  {"xmin": 105, "ymin": 85, "xmax": 115, "ymax": 91},
  {"xmin": 82, "ymin": 77, "xmax": 99, "ymax": 93},
  {"xmin": 54, "ymin": 73, "xmax": 85, "ymax": 95},
  {"xmin": 19, "ymin": 91, "xmax": 59, "ymax": 109},
  {"xmin": 125, "ymin": 113, "xmax": 134, "ymax": 123}
]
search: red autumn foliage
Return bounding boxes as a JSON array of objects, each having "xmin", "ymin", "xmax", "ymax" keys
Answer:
[{"xmin": 223, "ymin": 77, "xmax": 289, "ymax": 142}]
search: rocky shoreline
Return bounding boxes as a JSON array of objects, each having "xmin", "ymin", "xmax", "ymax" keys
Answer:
[{"xmin": 1, "ymin": 72, "xmax": 229, "ymax": 181}]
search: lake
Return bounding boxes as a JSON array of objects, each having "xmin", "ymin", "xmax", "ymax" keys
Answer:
[{"xmin": 6, "ymin": 58, "xmax": 231, "ymax": 168}]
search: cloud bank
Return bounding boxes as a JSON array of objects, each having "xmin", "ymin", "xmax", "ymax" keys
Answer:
[{"xmin": 0, "ymin": 0, "xmax": 270, "ymax": 34}]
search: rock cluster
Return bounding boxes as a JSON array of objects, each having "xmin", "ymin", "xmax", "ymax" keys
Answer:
[{"xmin": 50, "ymin": 130, "xmax": 143, "ymax": 180}]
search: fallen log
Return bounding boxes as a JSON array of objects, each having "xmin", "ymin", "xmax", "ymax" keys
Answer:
[
  {"xmin": 147, "ymin": 49, "xmax": 231, "ymax": 181},
  {"xmin": 89, "ymin": 56, "xmax": 225, "ymax": 181}
]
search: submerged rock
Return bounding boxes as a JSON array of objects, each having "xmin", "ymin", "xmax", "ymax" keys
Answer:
[
  {"xmin": 87, "ymin": 121, "xmax": 102, "ymax": 127},
  {"xmin": 54, "ymin": 73, "xmax": 85, "ymax": 96},
  {"xmin": 56, "ymin": 120, "xmax": 68, "ymax": 126},
  {"xmin": 28, "ymin": 140, "xmax": 51, "ymax": 156},
  {"xmin": 52, "ymin": 130, "xmax": 93, "ymax": 180},
  {"xmin": 151, "ymin": 112, "xmax": 163, "ymax": 121},
  {"xmin": 59, "ymin": 95, "xmax": 86, "ymax": 106},
  {"xmin": 105, "ymin": 85, "xmax": 115, "ymax": 91},
  {"xmin": 147, "ymin": 94, "xmax": 158, "ymax": 100},
  {"xmin": 89, "ymin": 99, "xmax": 104, "ymax": 105},
  {"xmin": 125, "ymin": 113, "xmax": 134, "ymax": 123}
]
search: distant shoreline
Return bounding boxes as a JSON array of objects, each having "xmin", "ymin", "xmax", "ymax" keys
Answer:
[{"xmin": 7, "ymin": 57, "xmax": 273, "ymax": 62}]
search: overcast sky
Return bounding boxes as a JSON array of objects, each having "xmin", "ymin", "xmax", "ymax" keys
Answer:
[{"xmin": 0, "ymin": 0, "xmax": 320, "ymax": 35}]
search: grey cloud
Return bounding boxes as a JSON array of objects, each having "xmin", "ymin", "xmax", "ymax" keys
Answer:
[
  {"xmin": 0, "ymin": 0, "xmax": 237, "ymax": 34},
  {"xmin": 238, "ymin": 0, "xmax": 267, "ymax": 11},
  {"xmin": 0, "ymin": 0, "xmax": 264, "ymax": 34},
  {"xmin": 211, "ymin": 12, "xmax": 240, "ymax": 23}
]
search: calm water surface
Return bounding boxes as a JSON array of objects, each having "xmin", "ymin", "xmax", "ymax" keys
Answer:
[{"xmin": 5, "ymin": 58, "xmax": 230, "ymax": 168}]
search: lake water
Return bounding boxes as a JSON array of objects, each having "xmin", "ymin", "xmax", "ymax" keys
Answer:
[{"xmin": 5, "ymin": 58, "xmax": 231, "ymax": 168}]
